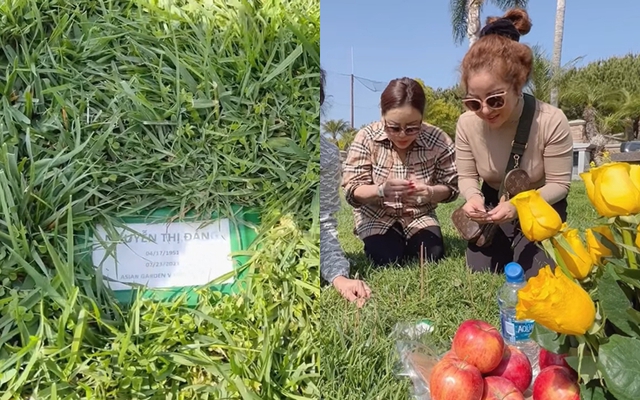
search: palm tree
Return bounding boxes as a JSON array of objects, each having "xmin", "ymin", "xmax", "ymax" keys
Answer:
[
  {"xmin": 321, "ymin": 119, "xmax": 350, "ymax": 143},
  {"xmin": 558, "ymin": 83, "xmax": 629, "ymax": 166},
  {"xmin": 560, "ymin": 83, "xmax": 623, "ymax": 141},
  {"xmin": 450, "ymin": 0, "xmax": 529, "ymax": 47},
  {"xmin": 336, "ymin": 128, "xmax": 358, "ymax": 151},
  {"xmin": 549, "ymin": 0, "xmax": 566, "ymax": 107},
  {"xmin": 617, "ymin": 90, "xmax": 640, "ymax": 140},
  {"xmin": 526, "ymin": 45, "xmax": 554, "ymax": 102},
  {"xmin": 526, "ymin": 45, "xmax": 581, "ymax": 104}
]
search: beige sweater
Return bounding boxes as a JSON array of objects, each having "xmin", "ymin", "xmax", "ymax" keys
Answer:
[{"xmin": 455, "ymin": 97, "xmax": 573, "ymax": 205}]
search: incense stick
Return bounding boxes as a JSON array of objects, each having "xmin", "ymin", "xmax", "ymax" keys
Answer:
[
  {"xmin": 420, "ymin": 243, "xmax": 425, "ymax": 301},
  {"xmin": 467, "ymin": 269, "xmax": 474, "ymax": 305},
  {"xmin": 425, "ymin": 248, "xmax": 429, "ymax": 300}
]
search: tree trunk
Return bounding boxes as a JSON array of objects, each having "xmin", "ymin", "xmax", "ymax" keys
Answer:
[
  {"xmin": 549, "ymin": 0, "xmax": 566, "ymax": 107},
  {"xmin": 583, "ymin": 106, "xmax": 598, "ymax": 140},
  {"xmin": 467, "ymin": 0, "xmax": 481, "ymax": 47}
]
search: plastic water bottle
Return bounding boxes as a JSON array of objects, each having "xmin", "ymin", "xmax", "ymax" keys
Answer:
[{"xmin": 498, "ymin": 262, "xmax": 540, "ymax": 376}]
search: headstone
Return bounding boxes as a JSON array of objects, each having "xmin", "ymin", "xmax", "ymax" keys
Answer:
[
  {"xmin": 86, "ymin": 207, "xmax": 259, "ymax": 305},
  {"xmin": 572, "ymin": 143, "xmax": 595, "ymax": 180},
  {"xmin": 611, "ymin": 151, "xmax": 640, "ymax": 164},
  {"xmin": 569, "ymin": 120, "xmax": 587, "ymax": 143}
]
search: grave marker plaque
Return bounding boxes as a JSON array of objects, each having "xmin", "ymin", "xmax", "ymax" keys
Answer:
[{"xmin": 88, "ymin": 207, "xmax": 259, "ymax": 305}]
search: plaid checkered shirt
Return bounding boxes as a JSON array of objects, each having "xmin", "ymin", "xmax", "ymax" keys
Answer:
[{"xmin": 342, "ymin": 121, "xmax": 459, "ymax": 240}]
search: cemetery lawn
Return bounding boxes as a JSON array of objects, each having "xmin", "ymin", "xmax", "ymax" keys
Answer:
[{"xmin": 319, "ymin": 181, "xmax": 599, "ymax": 399}]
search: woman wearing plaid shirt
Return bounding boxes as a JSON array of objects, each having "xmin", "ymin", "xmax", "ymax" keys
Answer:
[{"xmin": 342, "ymin": 78, "xmax": 459, "ymax": 266}]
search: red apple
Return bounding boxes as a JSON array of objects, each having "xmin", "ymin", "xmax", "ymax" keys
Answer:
[
  {"xmin": 539, "ymin": 348, "xmax": 571, "ymax": 370},
  {"xmin": 482, "ymin": 376, "xmax": 525, "ymax": 400},
  {"xmin": 429, "ymin": 359, "xmax": 484, "ymax": 400},
  {"xmin": 441, "ymin": 350, "xmax": 459, "ymax": 362},
  {"xmin": 486, "ymin": 345, "xmax": 532, "ymax": 393},
  {"xmin": 533, "ymin": 366, "xmax": 580, "ymax": 400},
  {"xmin": 452, "ymin": 320, "xmax": 505, "ymax": 373}
]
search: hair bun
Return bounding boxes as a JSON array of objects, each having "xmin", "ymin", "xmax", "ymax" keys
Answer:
[
  {"xmin": 502, "ymin": 8, "xmax": 532, "ymax": 35},
  {"xmin": 484, "ymin": 8, "xmax": 532, "ymax": 36}
]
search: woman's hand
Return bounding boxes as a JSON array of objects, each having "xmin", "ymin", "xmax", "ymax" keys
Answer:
[
  {"xmin": 404, "ymin": 182, "xmax": 432, "ymax": 206},
  {"xmin": 332, "ymin": 276, "xmax": 372, "ymax": 308},
  {"xmin": 462, "ymin": 196, "xmax": 488, "ymax": 222},
  {"xmin": 486, "ymin": 201, "xmax": 518, "ymax": 224},
  {"xmin": 382, "ymin": 179, "xmax": 412, "ymax": 200}
]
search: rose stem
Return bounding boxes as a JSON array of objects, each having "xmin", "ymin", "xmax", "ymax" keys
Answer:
[{"xmin": 619, "ymin": 219, "xmax": 638, "ymax": 269}]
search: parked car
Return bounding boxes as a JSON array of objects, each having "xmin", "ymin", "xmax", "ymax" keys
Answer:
[{"xmin": 620, "ymin": 141, "xmax": 640, "ymax": 152}]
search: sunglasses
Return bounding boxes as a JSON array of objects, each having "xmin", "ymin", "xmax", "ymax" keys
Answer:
[
  {"xmin": 383, "ymin": 121, "xmax": 422, "ymax": 136},
  {"xmin": 462, "ymin": 92, "xmax": 507, "ymax": 112}
]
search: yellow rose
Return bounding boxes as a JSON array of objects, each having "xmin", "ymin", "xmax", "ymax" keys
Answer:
[
  {"xmin": 630, "ymin": 164, "xmax": 640, "ymax": 192},
  {"xmin": 580, "ymin": 163, "xmax": 640, "ymax": 217},
  {"xmin": 581, "ymin": 170, "xmax": 598, "ymax": 210},
  {"xmin": 553, "ymin": 229, "xmax": 593, "ymax": 279},
  {"xmin": 585, "ymin": 225, "xmax": 615, "ymax": 265},
  {"xmin": 516, "ymin": 266, "xmax": 595, "ymax": 335},
  {"xmin": 510, "ymin": 190, "xmax": 563, "ymax": 242}
]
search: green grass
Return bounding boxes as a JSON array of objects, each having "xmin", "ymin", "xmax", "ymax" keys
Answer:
[
  {"xmin": 0, "ymin": 0, "xmax": 319, "ymax": 398},
  {"xmin": 319, "ymin": 181, "xmax": 600, "ymax": 399}
]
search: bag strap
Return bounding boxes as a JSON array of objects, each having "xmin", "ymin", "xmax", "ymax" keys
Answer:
[{"xmin": 497, "ymin": 93, "xmax": 536, "ymax": 199}]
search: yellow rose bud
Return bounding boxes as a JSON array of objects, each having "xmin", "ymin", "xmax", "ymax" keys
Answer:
[
  {"xmin": 580, "ymin": 163, "xmax": 640, "ymax": 217},
  {"xmin": 516, "ymin": 266, "xmax": 595, "ymax": 335},
  {"xmin": 554, "ymin": 229, "xmax": 593, "ymax": 279},
  {"xmin": 510, "ymin": 190, "xmax": 563, "ymax": 242},
  {"xmin": 585, "ymin": 225, "xmax": 615, "ymax": 265},
  {"xmin": 581, "ymin": 170, "xmax": 599, "ymax": 210},
  {"xmin": 630, "ymin": 164, "xmax": 640, "ymax": 192}
]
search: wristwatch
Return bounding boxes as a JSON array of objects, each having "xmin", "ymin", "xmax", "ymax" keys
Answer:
[{"xmin": 377, "ymin": 184, "xmax": 385, "ymax": 199}]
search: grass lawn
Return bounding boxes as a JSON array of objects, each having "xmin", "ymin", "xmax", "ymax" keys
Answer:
[{"xmin": 319, "ymin": 181, "xmax": 600, "ymax": 399}]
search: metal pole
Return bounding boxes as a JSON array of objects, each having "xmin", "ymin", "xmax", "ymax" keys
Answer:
[
  {"xmin": 350, "ymin": 47, "xmax": 354, "ymax": 129},
  {"xmin": 350, "ymin": 75, "xmax": 354, "ymax": 129}
]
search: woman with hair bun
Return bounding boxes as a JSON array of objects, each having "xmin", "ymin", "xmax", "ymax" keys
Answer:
[
  {"xmin": 342, "ymin": 77, "xmax": 459, "ymax": 266},
  {"xmin": 454, "ymin": 9, "xmax": 573, "ymax": 279}
]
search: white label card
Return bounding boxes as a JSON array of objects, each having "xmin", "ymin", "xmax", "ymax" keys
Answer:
[{"xmin": 91, "ymin": 220, "xmax": 234, "ymax": 291}]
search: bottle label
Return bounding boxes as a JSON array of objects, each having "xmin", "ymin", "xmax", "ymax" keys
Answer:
[{"xmin": 501, "ymin": 313, "xmax": 534, "ymax": 343}]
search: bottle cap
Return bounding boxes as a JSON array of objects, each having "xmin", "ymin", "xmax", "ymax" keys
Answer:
[{"xmin": 505, "ymin": 262, "xmax": 525, "ymax": 283}]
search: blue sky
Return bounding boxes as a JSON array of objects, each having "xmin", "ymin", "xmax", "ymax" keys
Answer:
[{"xmin": 321, "ymin": 0, "xmax": 640, "ymax": 128}]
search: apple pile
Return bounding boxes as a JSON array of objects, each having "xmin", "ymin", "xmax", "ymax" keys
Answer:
[
  {"xmin": 533, "ymin": 349, "xmax": 580, "ymax": 400},
  {"xmin": 428, "ymin": 320, "xmax": 581, "ymax": 400}
]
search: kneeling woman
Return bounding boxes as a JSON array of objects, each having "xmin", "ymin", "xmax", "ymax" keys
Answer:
[{"xmin": 342, "ymin": 77, "xmax": 459, "ymax": 266}]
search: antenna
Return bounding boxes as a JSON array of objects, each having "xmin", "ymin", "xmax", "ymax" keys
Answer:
[{"xmin": 350, "ymin": 47, "xmax": 354, "ymax": 129}]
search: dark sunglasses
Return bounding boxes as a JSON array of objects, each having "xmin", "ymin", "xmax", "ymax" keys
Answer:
[
  {"xmin": 462, "ymin": 92, "xmax": 507, "ymax": 112},
  {"xmin": 383, "ymin": 121, "xmax": 422, "ymax": 136}
]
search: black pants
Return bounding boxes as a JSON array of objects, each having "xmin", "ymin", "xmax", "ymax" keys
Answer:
[
  {"xmin": 363, "ymin": 223, "xmax": 445, "ymax": 266},
  {"xmin": 466, "ymin": 183, "xmax": 568, "ymax": 279}
]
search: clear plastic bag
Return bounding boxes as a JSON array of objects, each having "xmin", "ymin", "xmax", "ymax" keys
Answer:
[{"xmin": 391, "ymin": 319, "xmax": 442, "ymax": 400}]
